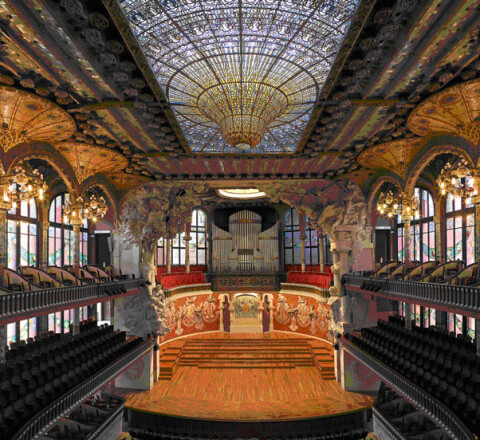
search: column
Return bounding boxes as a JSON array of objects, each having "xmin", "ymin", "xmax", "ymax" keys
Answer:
[
  {"xmin": 72, "ymin": 224, "xmax": 81, "ymax": 274},
  {"xmin": 166, "ymin": 238, "xmax": 172, "ymax": 274},
  {"xmin": 433, "ymin": 215, "xmax": 442, "ymax": 263},
  {"xmin": 219, "ymin": 300, "xmax": 224, "ymax": 332},
  {"xmin": 184, "ymin": 222, "xmax": 192, "ymax": 273},
  {"xmin": 404, "ymin": 303, "xmax": 412, "ymax": 328},
  {"xmin": 472, "ymin": 170, "xmax": 480, "ymax": 262},
  {"xmin": 403, "ymin": 218, "xmax": 411, "ymax": 263},
  {"xmin": 0, "ymin": 326, "xmax": 6, "ymax": 362},
  {"xmin": 73, "ymin": 307, "xmax": 80, "ymax": 335},
  {"xmin": 299, "ymin": 214, "xmax": 306, "ymax": 272},
  {"xmin": 476, "ymin": 318, "xmax": 480, "ymax": 356},
  {"xmin": 319, "ymin": 234, "xmax": 325, "ymax": 272},
  {"xmin": 0, "ymin": 205, "xmax": 8, "ymax": 275},
  {"xmin": 39, "ymin": 197, "xmax": 50, "ymax": 268}
]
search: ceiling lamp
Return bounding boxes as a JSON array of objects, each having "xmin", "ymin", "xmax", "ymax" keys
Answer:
[
  {"xmin": 357, "ymin": 138, "xmax": 425, "ymax": 178},
  {"xmin": 377, "ymin": 190, "xmax": 419, "ymax": 220},
  {"xmin": 63, "ymin": 193, "xmax": 107, "ymax": 225},
  {"xmin": 119, "ymin": 0, "xmax": 359, "ymax": 153},
  {"xmin": 1, "ymin": 166, "xmax": 47, "ymax": 210},
  {"xmin": 0, "ymin": 86, "xmax": 76, "ymax": 151},
  {"xmin": 218, "ymin": 188, "xmax": 266, "ymax": 199},
  {"xmin": 437, "ymin": 159, "xmax": 476, "ymax": 202},
  {"xmin": 408, "ymin": 78, "xmax": 480, "ymax": 145},
  {"xmin": 55, "ymin": 142, "xmax": 129, "ymax": 182}
]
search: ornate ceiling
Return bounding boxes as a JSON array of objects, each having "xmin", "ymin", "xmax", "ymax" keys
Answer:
[
  {"xmin": 118, "ymin": 0, "xmax": 359, "ymax": 154},
  {"xmin": 0, "ymin": 0, "xmax": 477, "ymax": 195}
]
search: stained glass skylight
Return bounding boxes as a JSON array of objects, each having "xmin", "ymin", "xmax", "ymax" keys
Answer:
[{"xmin": 119, "ymin": 0, "xmax": 359, "ymax": 154}]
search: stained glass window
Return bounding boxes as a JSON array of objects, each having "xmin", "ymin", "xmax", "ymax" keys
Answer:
[
  {"xmin": 190, "ymin": 209, "xmax": 207, "ymax": 265},
  {"xmin": 119, "ymin": 0, "xmax": 360, "ymax": 154},
  {"xmin": 445, "ymin": 193, "xmax": 475, "ymax": 264},
  {"xmin": 7, "ymin": 322, "xmax": 16, "ymax": 346},
  {"xmin": 48, "ymin": 194, "xmax": 89, "ymax": 267},
  {"xmin": 396, "ymin": 187, "xmax": 435, "ymax": 262},
  {"xmin": 7, "ymin": 199, "xmax": 38, "ymax": 270},
  {"xmin": 284, "ymin": 208, "xmax": 320, "ymax": 266}
]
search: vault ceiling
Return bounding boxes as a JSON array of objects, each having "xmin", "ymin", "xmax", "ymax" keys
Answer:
[{"xmin": 0, "ymin": 0, "xmax": 478, "ymax": 190}]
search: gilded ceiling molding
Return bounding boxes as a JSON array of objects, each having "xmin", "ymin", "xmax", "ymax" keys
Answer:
[
  {"xmin": 407, "ymin": 78, "xmax": 480, "ymax": 146},
  {"xmin": 0, "ymin": 85, "xmax": 76, "ymax": 151},
  {"xmin": 54, "ymin": 142, "xmax": 129, "ymax": 183},
  {"xmin": 357, "ymin": 138, "xmax": 426, "ymax": 179}
]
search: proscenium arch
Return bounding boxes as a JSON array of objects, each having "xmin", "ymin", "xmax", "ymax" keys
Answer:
[
  {"xmin": 4, "ymin": 141, "xmax": 78, "ymax": 194},
  {"xmin": 81, "ymin": 175, "xmax": 120, "ymax": 225},
  {"xmin": 404, "ymin": 137, "xmax": 474, "ymax": 197}
]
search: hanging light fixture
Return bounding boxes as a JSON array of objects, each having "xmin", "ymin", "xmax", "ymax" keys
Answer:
[
  {"xmin": 437, "ymin": 158, "xmax": 476, "ymax": 203},
  {"xmin": 376, "ymin": 190, "xmax": 420, "ymax": 220},
  {"xmin": 0, "ymin": 166, "xmax": 47, "ymax": 210},
  {"xmin": 63, "ymin": 193, "xmax": 107, "ymax": 225}
]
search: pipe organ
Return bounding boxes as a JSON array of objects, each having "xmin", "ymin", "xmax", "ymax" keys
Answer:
[{"xmin": 212, "ymin": 210, "xmax": 279, "ymax": 273}]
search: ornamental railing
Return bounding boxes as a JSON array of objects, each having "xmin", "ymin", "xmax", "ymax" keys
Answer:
[
  {"xmin": 12, "ymin": 338, "xmax": 154, "ymax": 440},
  {"xmin": 372, "ymin": 407, "xmax": 407, "ymax": 440},
  {"xmin": 342, "ymin": 336, "xmax": 475, "ymax": 440},
  {"xmin": 280, "ymin": 282, "xmax": 330, "ymax": 300},
  {"xmin": 0, "ymin": 279, "xmax": 144, "ymax": 324},
  {"xmin": 343, "ymin": 274, "xmax": 480, "ymax": 316}
]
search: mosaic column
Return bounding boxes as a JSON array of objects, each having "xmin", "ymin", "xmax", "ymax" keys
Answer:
[
  {"xmin": 433, "ymin": 215, "xmax": 442, "ymax": 263},
  {"xmin": 39, "ymin": 197, "xmax": 50, "ymax": 268},
  {"xmin": 476, "ymin": 318, "xmax": 480, "ymax": 356},
  {"xmin": 184, "ymin": 222, "xmax": 192, "ymax": 274},
  {"xmin": 166, "ymin": 238, "xmax": 172, "ymax": 274},
  {"xmin": 72, "ymin": 224, "xmax": 81, "ymax": 274},
  {"xmin": 0, "ymin": 204, "xmax": 8, "ymax": 272},
  {"xmin": 403, "ymin": 218, "xmax": 412, "ymax": 263},
  {"xmin": 472, "ymin": 170, "xmax": 480, "ymax": 263},
  {"xmin": 319, "ymin": 234, "xmax": 325, "ymax": 272}
]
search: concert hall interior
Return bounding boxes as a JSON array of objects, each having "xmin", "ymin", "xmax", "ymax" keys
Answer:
[{"xmin": 0, "ymin": 0, "xmax": 479, "ymax": 439}]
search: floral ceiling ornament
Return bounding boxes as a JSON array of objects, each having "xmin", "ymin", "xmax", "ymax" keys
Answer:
[
  {"xmin": 0, "ymin": 166, "xmax": 47, "ymax": 210},
  {"xmin": 407, "ymin": 78, "xmax": 480, "ymax": 146},
  {"xmin": 63, "ymin": 193, "xmax": 108, "ymax": 225},
  {"xmin": 376, "ymin": 189, "xmax": 419, "ymax": 220},
  {"xmin": 436, "ymin": 158, "xmax": 477, "ymax": 202},
  {"xmin": 118, "ymin": 0, "xmax": 360, "ymax": 153},
  {"xmin": 55, "ymin": 142, "xmax": 129, "ymax": 183},
  {"xmin": 0, "ymin": 86, "xmax": 76, "ymax": 151},
  {"xmin": 357, "ymin": 138, "xmax": 425, "ymax": 178}
]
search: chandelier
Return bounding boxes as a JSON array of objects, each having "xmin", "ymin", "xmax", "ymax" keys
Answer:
[
  {"xmin": 119, "ymin": 0, "xmax": 358, "ymax": 153},
  {"xmin": 63, "ymin": 194, "xmax": 107, "ymax": 225},
  {"xmin": 0, "ymin": 166, "xmax": 47, "ymax": 209},
  {"xmin": 437, "ymin": 159, "xmax": 476, "ymax": 202},
  {"xmin": 376, "ymin": 190, "xmax": 419, "ymax": 220}
]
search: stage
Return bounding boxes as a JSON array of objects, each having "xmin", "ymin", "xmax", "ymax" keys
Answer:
[{"xmin": 123, "ymin": 333, "xmax": 375, "ymax": 422}]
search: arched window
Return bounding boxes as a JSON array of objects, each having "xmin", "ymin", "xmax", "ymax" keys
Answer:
[
  {"xmin": 284, "ymin": 208, "xmax": 319, "ymax": 265},
  {"xmin": 157, "ymin": 208, "xmax": 208, "ymax": 266},
  {"xmin": 48, "ymin": 193, "xmax": 88, "ymax": 267},
  {"xmin": 446, "ymin": 182, "xmax": 475, "ymax": 264},
  {"xmin": 7, "ymin": 199, "xmax": 38, "ymax": 269},
  {"xmin": 397, "ymin": 187, "xmax": 435, "ymax": 262}
]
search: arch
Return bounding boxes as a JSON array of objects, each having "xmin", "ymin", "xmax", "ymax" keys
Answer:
[
  {"xmin": 404, "ymin": 139, "xmax": 474, "ymax": 197},
  {"xmin": 367, "ymin": 175, "xmax": 403, "ymax": 222},
  {"xmin": 5, "ymin": 141, "xmax": 78, "ymax": 194},
  {"xmin": 81, "ymin": 175, "xmax": 120, "ymax": 225}
]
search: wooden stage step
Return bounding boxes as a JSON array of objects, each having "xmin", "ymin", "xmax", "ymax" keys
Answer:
[{"xmin": 159, "ymin": 334, "xmax": 336, "ymax": 380}]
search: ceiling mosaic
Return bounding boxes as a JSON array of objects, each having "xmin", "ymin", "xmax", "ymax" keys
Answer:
[
  {"xmin": 118, "ymin": 0, "xmax": 359, "ymax": 154},
  {"xmin": 407, "ymin": 78, "xmax": 480, "ymax": 146}
]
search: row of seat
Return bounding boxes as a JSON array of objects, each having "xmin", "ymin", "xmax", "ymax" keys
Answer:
[
  {"xmin": 375, "ymin": 383, "xmax": 450, "ymax": 439},
  {"xmin": 346, "ymin": 316, "xmax": 480, "ymax": 434},
  {"xmin": 0, "ymin": 321, "xmax": 143, "ymax": 438}
]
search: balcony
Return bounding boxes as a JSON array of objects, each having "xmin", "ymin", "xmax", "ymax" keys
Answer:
[
  {"xmin": 0, "ymin": 279, "xmax": 144, "ymax": 325},
  {"xmin": 343, "ymin": 274, "xmax": 480, "ymax": 318},
  {"xmin": 341, "ymin": 336, "xmax": 475, "ymax": 440},
  {"xmin": 12, "ymin": 338, "xmax": 154, "ymax": 440}
]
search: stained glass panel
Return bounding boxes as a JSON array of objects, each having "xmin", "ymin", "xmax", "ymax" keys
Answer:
[{"xmin": 119, "ymin": 0, "xmax": 360, "ymax": 153}]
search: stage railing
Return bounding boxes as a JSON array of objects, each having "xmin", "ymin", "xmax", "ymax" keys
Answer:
[
  {"xmin": 372, "ymin": 406, "xmax": 407, "ymax": 440},
  {"xmin": 12, "ymin": 338, "xmax": 154, "ymax": 440},
  {"xmin": 342, "ymin": 336, "xmax": 475, "ymax": 440},
  {"xmin": 0, "ymin": 279, "xmax": 143, "ymax": 324},
  {"xmin": 343, "ymin": 274, "xmax": 480, "ymax": 316}
]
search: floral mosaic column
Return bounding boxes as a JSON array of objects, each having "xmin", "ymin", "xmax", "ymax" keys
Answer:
[
  {"xmin": 166, "ymin": 238, "xmax": 172, "ymax": 274},
  {"xmin": 184, "ymin": 222, "xmax": 191, "ymax": 274},
  {"xmin": 433, "ymin": 215, "xmax": 443, "ymax": 263},
  {"xmin": 403, "ymin": 218, "xmax": 412, "ymax": 263},
  {"xmin": 319, "ymin": 234, "xmax": 325, "ymax": 272},
  {"xmin": 72, "ymin": 224, "xmax": 81, "ymax": 274}
]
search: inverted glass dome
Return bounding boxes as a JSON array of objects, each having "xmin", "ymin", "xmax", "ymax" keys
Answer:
[
  {"xmin": 119, "ymin": 0, "xmax": 359, "ymax": 154},
  {"xmin": 217, "ymin": 188, "xmax": 267, "ymax": 199}
]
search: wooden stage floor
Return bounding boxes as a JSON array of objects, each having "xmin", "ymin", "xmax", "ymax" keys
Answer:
[{"xmin": 124, "ymin": 332, "xmax": 375, "ymax": 422}]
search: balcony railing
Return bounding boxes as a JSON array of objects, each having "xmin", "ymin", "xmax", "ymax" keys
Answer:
[
  {"xmin": 12, "ymin": 338, "xmax": 154, "ymax": 440},
  {"xmin": 343, "ymin": 274, "xmax": 480, "ymax": 316},
  {"xmin": 0, "ymin": 279, "xmax": 144, "ymax": 324},
  {"xmin": 372, "ymin": 407, "xmax": 407, "ymax": 440},
  {"xmin": 280, "ymin": 282, "xmax": 330, "ymax": 300},
  {"xmin": 342, "ymin": 336, "xmax": 475, "ymax": 440}
]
